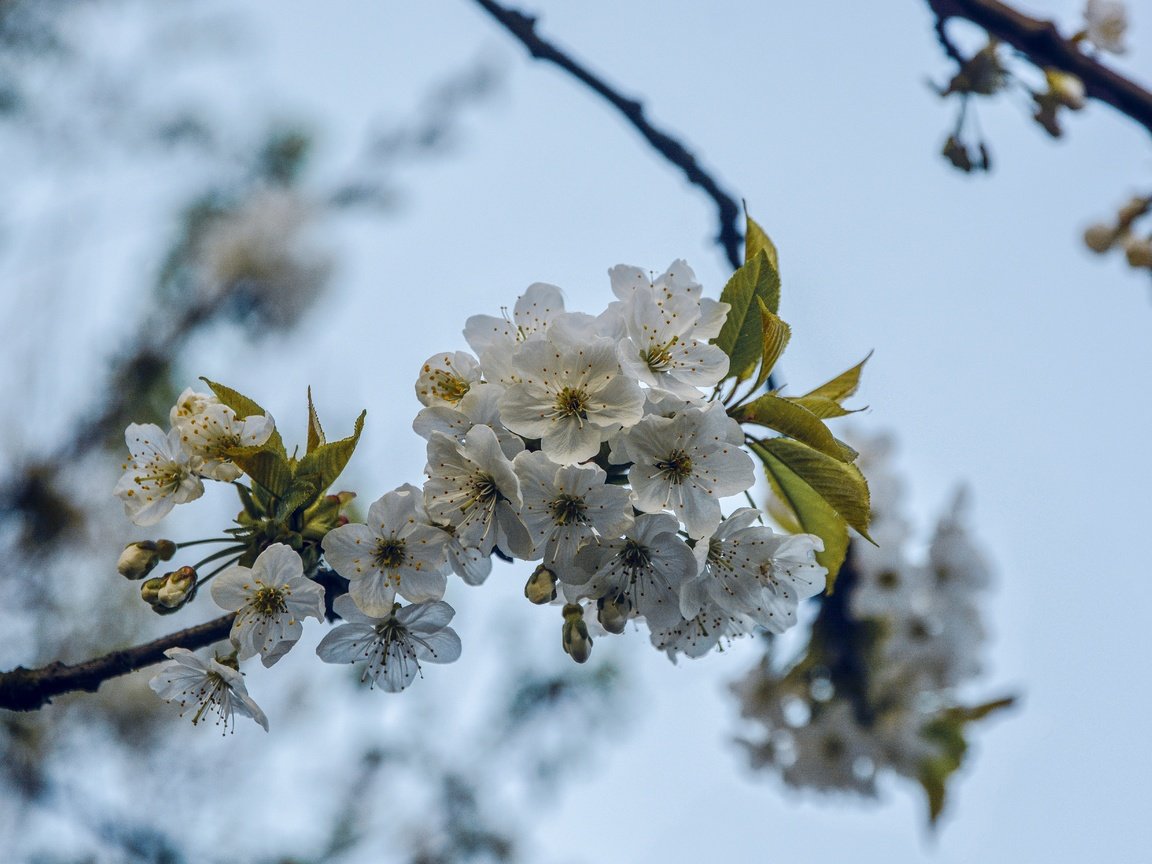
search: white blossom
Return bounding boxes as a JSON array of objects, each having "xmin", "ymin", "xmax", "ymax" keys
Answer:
[
  {"xmin": 211, "ymin": 543, "xmax": 325, "ymax": 667},
  {"xmin": 169, "ymin": 387, "xmax": 218, "ymax": 426},
  {"xmin": 315, "ymin": 595, "xmax": 461, "ymax": 692},
  {"xmin": 499, "ymin": 330, "xmax": 644, "ymax": 465},
  {"xmin": 174, "ymin": 401, "xmax": 276, "ymax": 482},
  {"xmin": 684, "ymin": 508, "xmax": 826, "ymax": 633},
  {"xmin": 414, "ymin": 351, "xmax": 483, "ymax": 407},
  {"xmin": 608, "ymin": 259, "xmax": 728, "ymax": 339},
  {"xmin": 620, "ymin": 403, "xmax": 755, "ymax": 538},
  {"xmin": 322, "ymin": 485, "xmax": 450, "ymax": 616},
  {"xmin": 413, "ymin": 382, "xmax": 523, "ymax": 459},
  {"xmin": 423, "ymin": 426, "xmax": 532, "ymax": 558},
  {"xmin": 513, "ymin": 451, "xmax": 633, "ymax": 582},
  {"xmin": 114, "ymin": 423, "xmax": 204, "ymax": 525},
  {"xmin": 569, "ymin": 513, "xmax": 696, "ymax": 630},
  {"xmin": 650, "ymin": 589, "xmax": 757, "ymax": 661},
  {"xmin": 464, "ymin": 282, "xmax": 566, "ymax": 384},
  {"xmin": 615, "ymin": 282, "xmax": 730, "ymax": 398},
  {"xmin": 149, "ymin": 648, "xmax": 268, "ymax": 732}
]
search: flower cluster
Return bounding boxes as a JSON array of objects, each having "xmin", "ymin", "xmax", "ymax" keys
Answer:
[
  {"xmin": 126, "ymin": 234, "xmax": 857, "ymax": 731},
  {"xmin": 733, "ymin": 433, "xmax": 1011, "ymax": 822},
  {"xmin": 358, "ymin": 261, "xmax": 827, "ymax": 664}
]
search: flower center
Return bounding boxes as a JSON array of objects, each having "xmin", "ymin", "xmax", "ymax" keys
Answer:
[
  {"xmin": 621, "ymin": 539, "xmax": 651, "ymax": 571},
  {"xmin": 429, "ymin": 369, "xmax": 471, "ymax": 403},
  {"xmin": 553, "ymin": 386, "xmax": 589, "ymax": 420},
  {"xmin": 549, "ymin": 494, "xmax": 588, "ymax": 526},
  {"xmin": 642, "ymin": 337, "xmax": 679, "ymax": 372},
  {"xmin": 655, "ymin": 449, "xmax": 693, "ymax": 483},
  {"xmin": 374, "ymin": 538, "xmax": 408, "ymax": 569},
  {"xmin": 468, "ymin": 474, "xmax": 500, "ymax": 505},
  {"xmin": 250, "ymin": 584, "xmax": 288, "ymax": 616}
]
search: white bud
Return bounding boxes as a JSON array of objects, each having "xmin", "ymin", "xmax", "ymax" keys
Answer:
[{"xmin": 117, "ymin": 539, "xmax": 177, "ymax": 580}]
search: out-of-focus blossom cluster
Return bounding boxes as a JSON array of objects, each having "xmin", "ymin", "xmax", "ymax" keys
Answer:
[
  {"xmin": 193, "ymin": 188, "xmax": 333, "ymax": 329},
  {"xmin": 733, "ymin": 433, "xmax": 1010, "ymax": 821}
]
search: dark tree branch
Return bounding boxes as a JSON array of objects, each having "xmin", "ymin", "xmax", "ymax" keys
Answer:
[
  {"xmin": 470, "ymin": 0, "xmax": 744, "ymax": 270},
  {"xmin": 927, "ymin": 0, "xmax": 1152, "ymax": 136},
  {"xmin": 0, "ymin": 613, "xmax": 236, "ymax": 712}
]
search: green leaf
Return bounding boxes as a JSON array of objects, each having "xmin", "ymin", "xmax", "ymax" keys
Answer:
[
  {"xmin": 201, "ymin": 377, "xmax": 286, "ymax": 457},
  {"xmin": 306, "ymin": 387, "xmax": 325, "ymax": 455},
  {"xmin": 715, "ymin": 250, "xmax": 781, "ymax": 382},
  {"xmin": 801, "ymin": 351, "xmax": 872, "ymax": 404},
  {"xmin": 230, "ymin": 448, "xmax": 294, "ymax": 499},
  {"xmin": 744, "ymin": 210, "xmax": 779, "ymax": 273},
  {"xmin": 752, "ymin": 299, "xmax": 790, "ymax": 390},
  {"xmin": 756, "ymin": 437, "xmax": 872, "ymax": 541},
  {"xmin": 754, "ymin": 440, "xmax": 850, "ymax": 587},
  {"xmin": 294, "ymin": 410, "xmax": 366, "ymax": 495},
  {"xmin": 735, "ymin": 395, "xmax": 852, "ymax": 462},
  {"xmin": 785, "ymin": 394, "xmax": 863, "ymax": 419},
  {"xmin": 917, "ymin": 696, "xmax": 1015, "ymax": 826}
]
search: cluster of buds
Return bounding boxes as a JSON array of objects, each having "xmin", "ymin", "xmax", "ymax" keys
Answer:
[
  {"xmin": 1083, "ymin": 195, "xmax": 1152, "ymax": 270},
  {"xmin": 140, "ymin": 565, "xmax": 198, "ymax": 614}
]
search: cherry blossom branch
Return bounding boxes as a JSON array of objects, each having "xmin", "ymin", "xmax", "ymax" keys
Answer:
[
  {"xmin": 470, "ymin": 0, "xmax": 744, "ymax": 270},
  {"xmin": 0, "ymin": 613, "xmax": 235, "ymax": 712},
  {"xmin": 926, "ymin": 0, "xmax": 1152, "ymax": 135}
]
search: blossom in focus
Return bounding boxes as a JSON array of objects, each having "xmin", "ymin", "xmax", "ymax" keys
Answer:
[
  {"xmin": 114, "ymin": 423, "xmax": 205, "ymax": 525},
  {"xmin": 149, "ymin": 648, "xmax": 269, "ymax": 732},
  {"xmin": 211, "ymin": 543, "xmax": 325, "ymax": 667},
  {"xmin": 415, "ymin": 351, "xmax": 483, "ymax": 407},
  {"xmin": 464, "ymin": 282, "xmax": 566, "ymax": 385},
  {"xmin": 322, "ymin": 485, "xmax": 451, "ymax": 616},
  {"xmin": 174, "ymin": 401, "xmax": 275, "ymax": 482},
  {"xmin": 619, "ymin": 402, "xmax": 755, "ymax": 538},
  {"xmin": 615, "ymin": 283, "xmax": 730, "ymax": 399},
  {"xmin": 684, "ymin": 508, "xmax": 826, "ymax": 633},
  {"xmin": 1084, "ymin": 0, "xmax": 1128, "ymax": 54},
  {"xmin": 499, "ymin": 330, "xmax": 644, "ymax": 464},
  {"xmin": 569, "ymin": 513, "xmax": 696, "ymax": 629},
  {"xmin": 423, "ymin": 425, "xmax": 531, "ymax": 558},
  {"xmin": 513, "ymin": 451, "xmax": 633, "ymax": 582},
  {"xmin": 413, "ymin": 382, "xmax": 523, "ymax": 460},
  {"xmin": 169, "ymin": 387, "xmax": 219, "ymax": 426},
  {"xmin": 315, "ymin": 595, "xmax": 462, "ymax": 692}
]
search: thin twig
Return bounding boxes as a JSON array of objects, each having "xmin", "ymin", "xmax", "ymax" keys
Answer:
[
  {"xmin": 0, "ymin": 613, "xmax": 236, "ymax": 711},
  {"xmin": 470, "ymin": 0, "xmax": 744, "ymax": 270},
  {"xmin": 927, "ymin": 0, "xmax": 1152, "ymax": 136}
]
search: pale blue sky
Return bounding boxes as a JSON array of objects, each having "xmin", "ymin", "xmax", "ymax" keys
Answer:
[{"xmin": 4, "ymin": 1, "xmax": 1151, "ymax": 861}]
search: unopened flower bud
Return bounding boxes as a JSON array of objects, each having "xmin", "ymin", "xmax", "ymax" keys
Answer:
[
  {"xmin": 117, "ymin": 540, "xmax": 177, "ymax": 580},
  {"xmin": 524, "ymin": 565, "xmax": 558, "ymax": 605},
  {"xmin": 140, "ymin": 575, "xmax": 166, "ymax": 605},
  {"xmin": 1124, "ymin": 234, "xmax": 1152, "ymax": 268},
  {"xmin": 597, "ymin": 592, "xmax": 632, "ymax": 635},
  {"xmin": 942, "ymin": 135, "xmax": 973, "ymax": 173},
  {"xmin": 155, "ymin": 566, "xmax": 198, "ymax": 612},
  {"xmin": 1117, "ymin": 196, "xmax": 1150, "ymax": 226},
  {"xmin": 1083, "ymin": 222, "xmax": 1117, "ymax": 253},
  {"xmin": 561, "ymin": 603, "xmax": 592, "ymax": 664}
]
